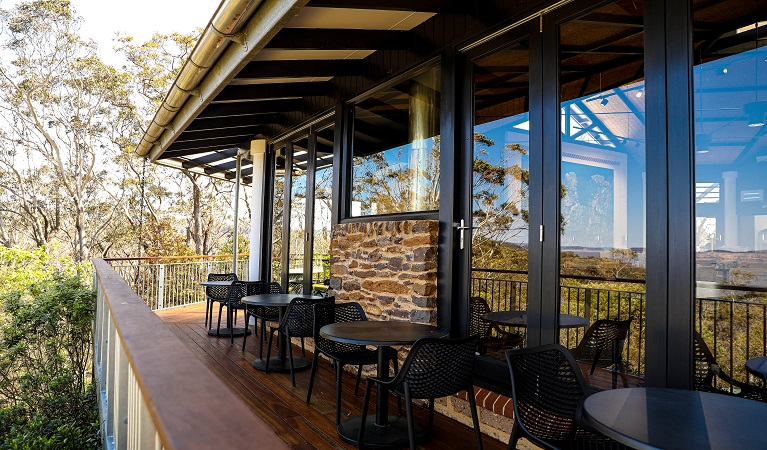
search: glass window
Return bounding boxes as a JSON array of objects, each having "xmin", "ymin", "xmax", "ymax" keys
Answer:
[
  {"xmin": 559, "ymin": 0, "xmax": 647, "ymax": 390},
  {"xmin": 288, "ymin": 138, "xmax": 308, "ymax": 293},
  {"xmin": 312, "ymin": 127, "xmax": 334, "ymax": 293},
  {"xmin": 470, "ymin": 37, "xmax": 531, "ymax": 363},
  {"xmin": 271, "ymin": 147, "xmax": 286, "ymax": 283},
  {"xmin": 693, "ymin": 2, "xmax": 767, "ymax": 393},
  {"xmin": 351, "ymin": 63, "xmax": 441, "ymax": 216}
]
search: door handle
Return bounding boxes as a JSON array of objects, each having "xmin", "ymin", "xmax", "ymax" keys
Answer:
[{"xmin": 453, "ymin": 219, "xmax": 475, "ymax": 250}]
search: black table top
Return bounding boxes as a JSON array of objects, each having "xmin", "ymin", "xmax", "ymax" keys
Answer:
[
  {"xmin": 320, "ymin": 321, "xmax": 447, "ymax": 346},
  {"xmin": 199, "ymin": 280, "xmax": 233, "ymax": 287},
  {"xmin": 481, "ymin": 310, "xmax": 590, "ymax": 329},
  {"xmin": 746, "ymin": 356, "xmax": 767, "ymax": 377},
  {"xmin": 242, "ymin": 293, "xmax": 322, "ymax": 307},
  {"xmin": 581, "ymin": 387, "xmax": 767, "ymax": 450}
]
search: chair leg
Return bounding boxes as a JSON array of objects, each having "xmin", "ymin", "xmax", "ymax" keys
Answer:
[
  {"xmin": 335, "ymin": 361, "xmax": 344, "ymax": 426},
  {"xmin": 242, "ymin": 311, "xmax": 249, "ymax": 352},
  {"xmin": 301, "ymin": 337, "xmax": 305, "ymax": 356},
  {"xmin": 207, "ymin": 300, "xmax": 214, "ymax": 331},
  {"xmin": 467, "ymin": 385, "xmax": 483, "ymax": 450},
  {"xmin": 508, "ymin": 421, "xmax": 522, "ymax": 450},
  {"xmin": 428, "ymin": 398, "xmax": 435, "ymax": 433},
  {"xmin": 259, "ymin": 319, "xmax": 265, "ymax": 358},
  {"xmin": 357, "ymin": 379, "xmax": 374, "ymax": 448},
  {"xmin": 306, "ymin": 351, "xmax": 320, "ymax": 404},
  {"xmin": 286, "ymin": 329, "xmax": 296, "ymax": 387},
  {"xmin": 265, "ymin": 329, "xmax": 275, "ymax": 372},
  {"xmin": 204, "ymin": 298, "xmax": 210, "ymax": 327},
  {"xmin": 229, "ymin": 304, "xmax": 234, "ymax": 345},
  {"xmin": 404, "ymin": 384, "xmax": 416, "ymax": 450},
  {"xmin": 216, "ymin": 303, "xmax": 224, "ymax": 336},
  {"xmin": 355, "ymin": 365, "xmax": 363, "ymax": 396}
]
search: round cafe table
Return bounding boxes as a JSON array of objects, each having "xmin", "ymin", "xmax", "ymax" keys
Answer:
[
  {"xmin": 242, "ymin": 293, "xmax": 322, "ymax": 372},
  {"xmin": 199, "ymin": 280, "xmax": 249, "ymax": 337},
  {"xmin": 482, "ymin": 310, "xmax": 590, "ymax": 329},
  {"xmin": 580, "ymin": 387, "xmax": 767, "ymax": 449},
  {"xmin": 320, "ymin": 321, "xmax": 448, "ymax": 448}
]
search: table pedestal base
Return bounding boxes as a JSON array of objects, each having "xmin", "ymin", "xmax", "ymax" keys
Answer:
[
  {"xmin": 252, "ymin": 356, "xmax": 311, "ymax": 372},
  {"xmin": 337, "ymin": 415, "xmax": 427, "ymax": 448},
  {"xmin": 208, "ymin": 327, "xmax": 249, "ymax": 337}
]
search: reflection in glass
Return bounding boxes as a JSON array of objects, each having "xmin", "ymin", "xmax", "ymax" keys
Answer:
[
  {"xmin": 288, "ymin": 138, "xmax": 308, "ymax": 293},
  {"xmin": 351, "ymin": 64, "xmax": 441, "ymax": 216},
  {"xmin": 559, "ymin": 1, "xmax": 646, "ymax": 389},
  {"xmin": 271, "ymin": 147, "xmax": 285, "ymax": 283},
  {"xmin": 693, "ymin": 2, "xmax": 767, "ymax": 393},
  {"xmin": 312, "ymin": 127, "xmax": 334, "ymax": 294},
  {"xmin": 471, "ymin": 37, "xmax": 530, "ymax": 361}
]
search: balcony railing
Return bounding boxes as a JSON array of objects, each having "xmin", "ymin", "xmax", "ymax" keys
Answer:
[
  {"xmin": 92, "ymin": 258, "xmax": 285, "ymax": 449},
  {"xmin": 105, "ymin": 255, "xmax": 249, "ymax": 310},
  {"xmin": 472, "ymin": 268, "xmax": 767, "ymax": 389}
]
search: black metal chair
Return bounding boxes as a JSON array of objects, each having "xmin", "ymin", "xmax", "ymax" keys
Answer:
[
  {"xmin": 357, "ymin": 336, "xmax": 482, "ymax": 450},
  {"xmin": 694, "ymin": 331, "xmax": 767, "ymax": 401},
  {"xmin": 265, "ymin": 296, "xmax": 334, "ymax": 387},
  {"xmin": 306, "ymin": 301, "xmax": 399, "ymax": 425},
  {"xmin": 242, "ymin": 281, "xmax": 282, "ymax": 357},
  {"xmin": 505, "ymin": 344, "xmax": 628, "ymax": 450},
  {"xmin": 470, "ymin": 296, "xmax": 524, "ymax": 357},
  {"xmin": 569, "ymin": 318, "xmax": 632, "ymax": 389},
  {"xmin": 215, "ymin": 280, "xmax": 250, "ymax": 345},
  {"xmin": 205, "ymin": 273, "xmax": 237, "ymax": 329}
]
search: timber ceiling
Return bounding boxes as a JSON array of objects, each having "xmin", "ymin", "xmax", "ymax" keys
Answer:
[{"xmin": 156, "ymin": 0, "xmax": 767, "ymax": 182}]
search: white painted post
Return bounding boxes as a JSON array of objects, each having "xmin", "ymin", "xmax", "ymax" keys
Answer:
[
  {"xmin": 249, "ymin": 140, "xmax": 267, "ymax": 281},
  {"xmin": 157, "ymin": 264, "xmax": 165, "ymax": 310}
]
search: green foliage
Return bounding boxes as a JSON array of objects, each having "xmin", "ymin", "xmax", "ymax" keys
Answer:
[{"xmin": 0, "ymin": 246, "xmax": 99, "ymax": 448}]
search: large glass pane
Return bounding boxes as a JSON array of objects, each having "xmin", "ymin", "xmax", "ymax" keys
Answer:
[
  {"xmin": 312, "ymin": 127, "xmax": 334, "ymax": 294},
  {"xmin": 288, "ymin": 138, "xmax": 308, "ymax": 293},
  {"xmin": 470, "ymin": 37, "xmax": 530, "ymax": 362},
  {"xmin": 351, "ymin": 64, "xmax": 441, "ymax": 216},
  {"xmin": 559, "ymin": 1, "xmax": 646, "ymax": 390},
  {"xmin": 271, "ymin": 147, "xmax": 286, "ymax": 284},
  {"xmin": 693, "ymin": 2, "xmax": 767, "ymax": 393}
]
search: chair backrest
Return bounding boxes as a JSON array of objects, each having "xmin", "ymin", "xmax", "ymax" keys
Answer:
[
  {"xmin": 313, "ymin": 301, "xmax": 367, "ymax": 355},
  {"xmin": 571, "ymin": 318, "xmax": 632, "ymax": 356},
  {"xmin": 693, "ymin": 331, "xmax": 717, "ymax": 391},
  {"xmin": 226, "ymin": 281, "xmax": 250, "ymax": 308},
  {"xmin": 283, "ymin": 297, "xmax": 334, "ymax": 337},
  {"xmin": 506, "ymin": 344, "xmax": 589, "ymax": 444},
  {"xmin": 469, "ymin": 297, "xmax": 492, "ymax": 338},
  {"xmin": 393, "ymin": 335, "xmax": 478, "ymax": 399},
  {"xmin": 206, "ymin": 273, "xmax": 237, "ymax": 301}
]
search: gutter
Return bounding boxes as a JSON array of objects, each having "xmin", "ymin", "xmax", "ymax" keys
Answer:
[{"xmin": 136, "ymin": 0, "xmax": 309, "ymax": 159}]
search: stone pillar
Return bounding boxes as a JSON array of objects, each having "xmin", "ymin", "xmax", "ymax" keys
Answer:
[
  {"xmin": 722, "ymin": 170, "xmax": 738, "ymax": 249},
  {"xmin": 249, "ymin": 140, "xmax": 267, "ymax": 281}
]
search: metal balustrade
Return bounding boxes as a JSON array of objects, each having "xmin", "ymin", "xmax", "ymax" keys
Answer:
[
  {"xmin": 92, "ymin": 258, "xmax": 285, "ymax": 450},
  {"xmin": 106, "ymin": 256, "xmax": 249, "ymax": 310},
  {"xmin": 471, "ymin": 268, "xmax": 767, "ymax": 389}
]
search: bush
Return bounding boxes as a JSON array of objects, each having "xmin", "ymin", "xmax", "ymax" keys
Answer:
[{"xmin": 0, "ymin": 246, "xmax": 99, "ymax": 449}]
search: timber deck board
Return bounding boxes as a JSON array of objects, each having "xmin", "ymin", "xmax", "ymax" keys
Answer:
[{"xmin": 157, "ymin": 303, "xmax": 506, "ymax": 450}]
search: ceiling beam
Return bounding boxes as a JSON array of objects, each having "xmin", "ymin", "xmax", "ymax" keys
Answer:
[
  {"xmin": 307, "ymin": 0, "xmax": 468, "ymax": 13},
  {"xmin": 213, "ymin": 82, "xmax": 334, "ymax": 103},
  {"xmin": 161, "ymin": 143, "xmax": 242, "ymax": 159},
  {"xmin": 266, "ymin": 28, "xmax": 412, "ymax": 50},
  {"xmin": 176, "ymin": 125, "xmax": 263, "ymax": 142},
  {"xmin": 198, "ymin": 98, "xmax": 304, "ymax": 119},
  {"xmin": 235, "ymin": 59, "xmax": 369, "ymax": 79},
  {"xmin": 205, "ymin": 160, "xmax": 252, "ymax": 175},
  {"xmin": 225, "ymin": 167, "xmax": 254, "ymax": 179},
  {"xmin": 183, "ymin": 114, "xmax": 278, "ymax": 132},
  {"xmin": 167, "ymin": 135, "xmax": 251, "ymax": 152},
  {"xmin": 181, "ymin": 149, "xmax": 241, "ymax": 169}
]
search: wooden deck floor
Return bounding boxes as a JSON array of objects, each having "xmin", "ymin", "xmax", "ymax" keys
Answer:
[{"xmin": 156, "ymin": 303, "xmax": 508, "ymax": 450}]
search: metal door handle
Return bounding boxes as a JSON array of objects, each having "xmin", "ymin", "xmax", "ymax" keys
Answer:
[{"xmin": 453, "ymin": 219, "xmax": 475, "ymax": 250}]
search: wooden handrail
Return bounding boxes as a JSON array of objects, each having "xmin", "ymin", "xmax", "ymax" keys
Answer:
[
  {"xmin": 93, "ymin": 258, "xmax": 286, "ymax": 449},
  {"xmin": 103, "ymin": 254, "xmax": 249, "ymax": 262}
]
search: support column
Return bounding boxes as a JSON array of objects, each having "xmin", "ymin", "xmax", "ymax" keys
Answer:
[
  {"xmin": 232, "ymin": 152, "xmax": 242, "ymax": 274},
  {"xmin": 722, "ymin": 170, "xmax": 738, "ymax": 249},
  {"xmin": 249, "ymin": 140, "xmax": 267, "ymax": 281}
]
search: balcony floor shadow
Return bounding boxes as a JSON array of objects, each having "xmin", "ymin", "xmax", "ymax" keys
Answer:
[{"xmin": 156, "ymin": 302, "xmax": 510, "ymax": 450}]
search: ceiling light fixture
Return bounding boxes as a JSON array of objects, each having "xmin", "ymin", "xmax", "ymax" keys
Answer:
[
  {"xmin": 600, "ymin": 98, "xmax": 609, "ymax": 106},
  {"xmin": 745, "ymin": 101, "xmax": 767, "ymax": 127},
  {"xmin": 695, "ymin": 134, "xmax": 711, "ymax": 153}
]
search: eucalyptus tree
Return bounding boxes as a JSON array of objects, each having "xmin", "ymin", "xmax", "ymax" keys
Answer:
[{"xmin": 0, "ymin": 0, "xmax": 132, "ymax": 261}]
